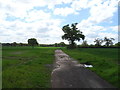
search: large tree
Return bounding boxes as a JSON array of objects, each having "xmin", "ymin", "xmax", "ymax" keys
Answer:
[
  {"xmin": 28, "ymin": 38, "xmax": 38, "ymax": 48},
  {"xmin": 62, "ymin": 23, "xmax": 85, "ymax": 48},
  {"xmin": 94, "ymin": 38, "xmax": 103, "ymax": 46},
  {"xmin": 104, "ymin": 37, "xmax": 115, "ymax": 46}
]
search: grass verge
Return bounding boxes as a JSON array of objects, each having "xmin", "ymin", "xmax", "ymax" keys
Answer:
[{"xmin": 62, "ymin": 48, "xmax": 119, "ymax": 88}]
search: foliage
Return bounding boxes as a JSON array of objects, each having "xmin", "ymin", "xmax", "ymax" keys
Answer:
[
  {"xmin": 114, "ymin": 42, "xmax": 120, "ymax": 47},
  {"xmin": 54, "ymin": 42, "xmax": 66, "ymax": 47},
  {"xmin": 81, "ymin": 40, "xmax": 88, "ymax": 47},
  {"xmin": 104, "ymin": 37, "xmax": 115, "ymax": 46},
  {"xmin": 12, "ymin": 42, "xmax": 17, "ymax": 47},
  {"xmin": 59, "ymin": 42, "xmax": 66, "ymax": 47},
  {"xmin": 28, "ymin": 38, "xmax": 38, "ymax": 48},
  {"xmin": 62, "ymin": 23, "xmax": 85, "ymax": 48},
  {"xmin": 94, "ymin": 38, "xmax": 103, "ymax": 46}
]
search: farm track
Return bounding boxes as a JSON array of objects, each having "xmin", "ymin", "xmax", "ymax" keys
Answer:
[{"xmin": 51, "ymin": 50, "xmax": 116, "ymax": 88}]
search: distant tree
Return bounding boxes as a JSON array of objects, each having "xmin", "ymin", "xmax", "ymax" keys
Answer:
[
  {"xmin": 94, "ymin": 38, "xmax": 103, "ymax": 46},
  {"xmin": 54, "ymin": 42, "xmax": 66, "ymax": 47},
  {"xmin": 59, "ymin": 42, "xmax": 66, "ymax": 47},
  {"xmin": 0, "ymin": 42, "xmax": 1, "ymax": 47},
  {"xmin": 89, "ymin": 44, "xmax": 95, "ymax": 47},
  {"xmin": 19, "ymin": 43, "xmax": 23, "ymax": 46},
  {"xmin": 12, "ymin": 42, "xmax": 17, "ymax": 47},
  {"xmin": 114, "ymin": 42, "xmax": 120, "ymax": 47},
  {"xmin": 28, "ymin": 38, "xmax": 38, "ymax": 48},
  {"xmin": 62, "ymin": 23, "xmax": 85, "ymax": 48},
  {"xmin": 104, "ymin": 37, "xmax": 115, "ymax": 47},
  {"xmin": 81, "ymin": 40, "xmax": 88, "ymax": 47},
  {"xmin": 54, "ymin": 43, "xmax": 58, "ymax": 47}
]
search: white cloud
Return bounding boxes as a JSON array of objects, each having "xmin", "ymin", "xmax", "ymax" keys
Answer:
[
  {"xmin": 77, "ymin": 21, "xmax": 118, "ymax": 44},
  {"xmin": 25, "ymin": 10, "xmax": 51, "ymax": 22},
  {"xmin": 0, "ymin": 0, "xmax": 118, "ymax": 44},
  {"xmin": 89, "ymin": 0, "xmax": 117, "ymax": 24},
  {"xmin": 46, "ymin": 0, "xmax": 73, "ymax": 9},
  {"xmin": 71, "ymin": 0, "xmax": 118, "ymax": 24},
  {"xmin": 98, "ymin": 32, "xmax": 118, "ymax": 44},
  {"xmin": 0, "ymin": 16, "xmax": 63, "ymax": 44},
  {"xmin": 0, "ymin": 0, "xmax": 51, "ymax": 20},
  {"xmin": 0, "ymin": 0, "xmax": 66, "ymax": 44},
  {"xmin": 110, "ymin": 26, "xmax": 119, "ymax": 32},
  {"xmin": 71, "ymin": 0, "xmax": 89, "ymax": 10},
  {"xmin": 75, "ymin": 0, "xmax": 118, "ymax": 44},
  {"xmin": 54, "ymin": 7, "xmax": 77, "ymax": 16}
]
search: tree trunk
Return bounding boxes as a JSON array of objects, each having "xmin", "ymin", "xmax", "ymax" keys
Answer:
[{"xmin": 70, "ymin": 40, "xmax": 75, "ymax": 49}]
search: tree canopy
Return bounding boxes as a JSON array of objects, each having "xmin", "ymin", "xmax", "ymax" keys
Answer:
[
  {"xmin": 104, "ymin": 37, "xmax": 115, "ymax": 46},
  {"xmin": 94, "ymin": 38, "xmax": 103, "ymax": 46},
  {"xmin": 28, "ymin": 38, "xmax": 38, "ymax": 48},
  {"xmin": 62, "ymin": 23, "xmax": 85, "ymax": 48}
]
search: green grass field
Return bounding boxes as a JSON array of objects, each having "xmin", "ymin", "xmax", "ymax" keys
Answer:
[
  {"xmin": 2, "ymin": 46, "xmax": 62, "ymax": 88},
  {"xmin": 2, "ymin": 46, "xmax": 119, "ymax": 88},
  {"xmin": 62, "ymin": 48, "xmax": 119, "ymax": 88}
]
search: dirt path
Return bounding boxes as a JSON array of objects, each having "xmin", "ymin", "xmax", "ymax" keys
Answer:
[{"xmin": 51, "ymin": 50, "xmax": 115, "ymax": 88}]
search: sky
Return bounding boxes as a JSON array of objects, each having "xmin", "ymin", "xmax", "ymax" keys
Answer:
[{"xmin": 0, "ymin": 0, "xmax": 119, "ymax": 45}]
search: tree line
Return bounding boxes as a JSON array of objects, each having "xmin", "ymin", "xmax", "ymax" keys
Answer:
[
  {"xmin": 1, "ymin": 41, "xmax": 66, "ymax": 47},
  {"xmin": 1, "ymin": 23, "xmax": 120, "ymax": 48},
  {"xmin": 61, "ymin": 23, "xmax": 119, "ymax": 48},
  {"xmin": 1, "ymin": 39, "xmax": 120, "ymax": 48},
  {"xmin": 80, "ymin": 37, "xmax": 117, "ymax": 47}
]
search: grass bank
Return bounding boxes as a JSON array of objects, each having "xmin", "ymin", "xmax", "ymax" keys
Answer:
[
  {"xmin": 62, "ymin": 48, "xmax": 119, "ymax": 88},
  {"xmin": 2, "ymin": 46, "xmax": 62, "ymax": 88}
]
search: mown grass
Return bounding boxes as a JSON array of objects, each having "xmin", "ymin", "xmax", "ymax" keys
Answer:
[
  {"xmin": 62, "ymin": 48, "xmax": 119, "ymax": 88},
  {"xmin": 2, "ymin": 46, "xmax": 62, "ymax": 88}
]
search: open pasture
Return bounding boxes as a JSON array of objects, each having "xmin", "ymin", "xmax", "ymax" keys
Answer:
[
  {"xmin": 2, "ymin": 47, "xmax": 119, "ymax": 88},
  {"xmin": 2, "ymin": 46, "xmax": 61, "ymax": 88}
]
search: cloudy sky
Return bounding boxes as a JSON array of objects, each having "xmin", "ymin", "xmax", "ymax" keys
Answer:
[{"xmin": 0, "ymin": 0, "xmax": 119, "ymax": 44}]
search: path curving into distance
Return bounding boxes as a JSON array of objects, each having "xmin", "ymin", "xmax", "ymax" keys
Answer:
[{"xmin": 51, "ymin": 49, "xmax": 116, "ymax": 88}]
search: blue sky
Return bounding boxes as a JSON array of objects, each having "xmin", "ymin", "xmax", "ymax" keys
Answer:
[{"xmin": 0, "ymin": 0, "xmax": 119, "ymax": 44}]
